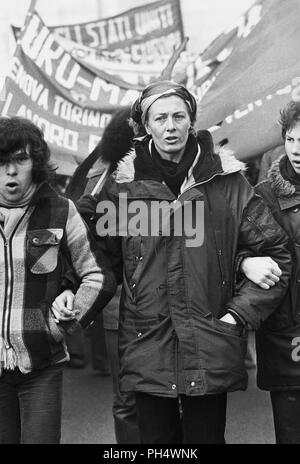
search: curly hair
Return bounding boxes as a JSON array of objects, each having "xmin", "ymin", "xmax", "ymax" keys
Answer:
[
  {"xmin": 0, "ymin": 117, "xmax": 55, "ymax": 183},
  {"xmin": 279, "ymin": 100, "xmax": 300, "ymax": 139}
]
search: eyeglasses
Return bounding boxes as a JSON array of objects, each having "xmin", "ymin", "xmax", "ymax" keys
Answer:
[{"xmin": 0, "ymin": 151, "xmax": 31, "ymax": 167}]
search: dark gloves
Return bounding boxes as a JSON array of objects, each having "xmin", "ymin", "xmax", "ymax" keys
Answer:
[
  {"xmin": 76, "ymin": 194, "xmax": 98, "ymax": 217},
  {"xmin": 75, "ymin": 194, "xmax": 100, "ymax": 237}
]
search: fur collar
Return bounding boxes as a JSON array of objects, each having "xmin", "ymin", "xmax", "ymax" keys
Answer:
[
  {"xmin": 114, "ymin": 146, "xmax": 245, "ymax": 184},
  {"xmin": 218, "ymin": 147, "xmax": 246, "ymax": 175},
  {"xmin": 113, "ymin": 148, "xmax": 136, "ymax": 183},
  {"xmin": 267, "ymin": 154, "xmax": 296, "ymax": 198}
]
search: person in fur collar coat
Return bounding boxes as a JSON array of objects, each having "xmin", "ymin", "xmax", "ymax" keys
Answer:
[
  {"xmin": 66, "ymin": 106, "xmax": 135, "ymax": 203},
  {"xmin": 242, "ymin": 100, "xmax": 300, "ymax": 444},
  {"xmin": 76, "ymin": 81, "xmax": 291, "ymax": 444},
  {"xmin": 62, "ymin": 107, "xmax": 141, "ymax": 444}
]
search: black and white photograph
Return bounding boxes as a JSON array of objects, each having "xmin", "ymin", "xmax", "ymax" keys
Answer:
[{"xmin": 0, "ymin": 0, "xmax": 299, "ymax": 450}]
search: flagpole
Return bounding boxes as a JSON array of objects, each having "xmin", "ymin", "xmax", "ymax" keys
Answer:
[
  {"xmin": 91, "ymin": 165, "xmax": 110, "ymax": 196},
  {"xmin": 1, "ymin": 0, "xmax": 38, "ymax": 113},
  {"xmin": 10, "ymin": 0, "xmax": 37, "ymax": 80},
  {"xmin": 16, "ymin": 0, "xmax": 38, "ymax": 47},
  {"xmin": 159, "ymin": 37, "xmax": 189, "ymax": 81}
]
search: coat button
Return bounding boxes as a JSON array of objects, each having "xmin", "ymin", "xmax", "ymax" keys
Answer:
[
  {"xmin": 32, "ymin": 237, "xmax": 39, "ymax": 244},
  {"xmin": 171, "ymin": 384, "xmax": 177, "ymax": 390}
]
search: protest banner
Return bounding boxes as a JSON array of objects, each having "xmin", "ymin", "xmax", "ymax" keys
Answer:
[
  {"xmin": 195, "ymin": 0, "xmax": 300, "ymax": 161},
  {"xmin": 1, "ymin": 11, "xmax": 141, "ymax": 175},
  {"xmin": 50, "ymin": 0, "xmax": 183, "ymax": 63},
  {"xmin": 12, "ymin": 0, "xmax": 184, "ymax": 86}
]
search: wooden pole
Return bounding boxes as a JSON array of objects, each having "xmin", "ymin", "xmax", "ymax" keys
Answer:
[
  {"xmin": 159, "ymin": 36, "xmax": 189, "ymax": 81},
  {"xmin": 17, "ymin": 0, "xmax": 38, "ymax": 46},
  {"xmin": 91, "ymin": 164, "xmax": 110, "ymax": 196},
  {"xmin": 1, "ymin": 0, "xmax": 38, "ymax": 114}
]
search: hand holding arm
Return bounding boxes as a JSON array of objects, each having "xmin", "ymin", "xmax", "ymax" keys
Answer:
[
  {"xmin": 240, "ymin": 256, "xmax": 282, "ymax": 290},
  {"xmin": 51, "ymin": 289, "xmax": 79, "ymax": 322}
]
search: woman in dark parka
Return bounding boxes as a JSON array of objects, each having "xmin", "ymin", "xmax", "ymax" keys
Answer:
[{"xmin": 78, "ymin": 81, "xmax": 291, "ymax": 444}]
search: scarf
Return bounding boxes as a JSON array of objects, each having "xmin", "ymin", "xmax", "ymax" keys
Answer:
[{"xmin": 150, "ymin": 134, "xmax": 199, "ymax": 197}]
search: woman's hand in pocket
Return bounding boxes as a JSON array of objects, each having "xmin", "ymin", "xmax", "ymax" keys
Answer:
[{"xmin": 219, "ymin": 313, "xmax": 237, "ymax": 325}]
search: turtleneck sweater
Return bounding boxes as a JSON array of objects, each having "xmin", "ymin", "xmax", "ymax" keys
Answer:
[{"xmin": 0, "ymin": 183, "xmax": 37, "ymax": 236}]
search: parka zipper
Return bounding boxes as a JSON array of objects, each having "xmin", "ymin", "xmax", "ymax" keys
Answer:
[{"xmin": 175, "ymin": 172, "xmax": 223, "ymax": 203}]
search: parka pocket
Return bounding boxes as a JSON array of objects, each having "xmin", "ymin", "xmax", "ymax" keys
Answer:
[
  {"xmin": 212, "ymin": 315, "xmax": 244, "ymax": 336},
  {"xmin": 27, "ymin": 229, "xmax": 63, "ymax": 274},
  {"xmin": 194, "ymin": 314, "xmax": 248, "ymax": 392}
]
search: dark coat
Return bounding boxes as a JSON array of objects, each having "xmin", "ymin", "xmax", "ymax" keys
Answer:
[
  {"xmin": 82, "ymin": 132, "xmax": 291, "ymax": 397},
  {"xmin": 255, "ymin": 155, "xmax": 300, "ymax": 390},
  {"xmin": 77, "ymin": 107, "xmax": 135, "ymax": 330},
  {"xmin": 65, "ymin": 106, "xmax": 133, "ymax": 202}
]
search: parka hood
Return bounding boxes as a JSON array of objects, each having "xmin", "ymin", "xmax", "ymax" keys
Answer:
[
  {"xmin": 114, "ymin": 131, "xmax": 246, "ymax": 185},
  {"xmin": 266, "ymin": 154, "xmax": 296, "ymax": 198}
]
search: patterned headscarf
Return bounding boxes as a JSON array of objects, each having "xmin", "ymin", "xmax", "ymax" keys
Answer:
[{"xmin": 131, "ymin": 80, "xmax": 198, "ymax": 128}]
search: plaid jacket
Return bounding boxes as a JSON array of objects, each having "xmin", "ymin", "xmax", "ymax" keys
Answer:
[{"xmin": 0, "ymin": 182, "xmax": 116, "ymax": 374}]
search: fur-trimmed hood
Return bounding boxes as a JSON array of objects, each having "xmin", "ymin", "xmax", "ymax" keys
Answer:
[
  {"xmin": 114, "ymin": 132, "xmax": 245, "ymax": 187},
  {"xmin": 266, "ymin": 154, "xmax": 296, "ymax": 198},
  {"xmin": 66, "ymin": 106, "xmax": 133, "ymax": 201},
  {"xmin": 113, "ymin": 148, "xmax": 136, "ymax": 184}
]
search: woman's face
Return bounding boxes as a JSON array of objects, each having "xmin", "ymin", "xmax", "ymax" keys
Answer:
[
  {"xmin": 145, "ymin": 95, "xmax": 191, "ymax": 162},
  {"xmin": 285, "ymin": 121, "xmax": 300, "ymax": 174}
]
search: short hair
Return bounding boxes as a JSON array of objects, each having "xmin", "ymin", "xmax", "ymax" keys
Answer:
[
  {"xmin": 279, "ymin": 100, "xmax": 300, "ymax": 139},
  {"xmin": 0, "ymin": 117, "xmax": 55, "ymax": 183}
]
